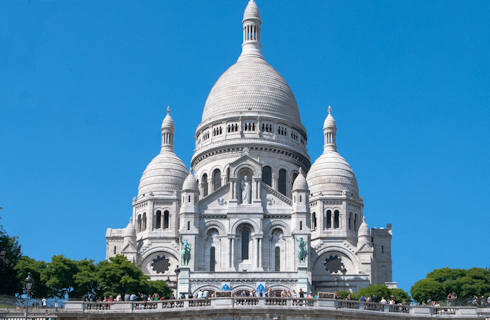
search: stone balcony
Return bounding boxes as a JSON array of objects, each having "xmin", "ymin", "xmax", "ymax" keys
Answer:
[{"xmin": 31, "ymin": 298, "xmax": 490, "ymax": 320}]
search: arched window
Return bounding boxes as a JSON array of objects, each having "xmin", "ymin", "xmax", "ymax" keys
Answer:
[
  {"xmin": 187, "ymin": 221, "xmax": 190, "ymax": 230},
  {"xmin": 163, "ymin": 210, "xmax": 169, "ymax": 229},
  {"xmin": 278, "ymin": 169, "xmax": 287, "ymax": 195},
  {"xmin": 142, "ymin": 213, "xmax": 147, "ymax": 231},
  {"xmin": 241, "ymin": 229, "xmax": 250, "ymax": 260},
  {"xmin": 382, "ymin": 246, "xmax": 384, "ymax": 254},
  {"xmin": 262, "ymin": 166, "xmax": 272, "ymax": 186},
  {"xmin": 226, "ymin": 167, "xmax": 230, "ymax": 182},
  {"xmin": 334, "ymin": 210, "xmax": 339, "ymax": 229},
  {"xmin": 210, "ymin": 247, "xmax": 216, "ymax": 271},
  {"xmin": 312, "ymin": 212, "xmax": 317, "ymax": 230},
  {"xmin": 354, "ymin": 214, "xmax": 358, "ymax": 232},
  {"xmin": 275, "ymin": 247, "xmax": 281, "ymax": 271},
  {"xmin": 156, "ymin": 210, "xmax": 162, "ymax": 229},
  {"xmin": 349, "ymin": 212, "xmax": 352, "ymax": 230},
  {"xmin": 137, "ymin": 214, "xmax": 142, "ymax": 232},
  {"xmin": 113, "ymin": 246, "xmax": 116, "ymax": 254},
  {"xmin": 202, "ymin": 173, "xmax": 208, "ymax": 196},
  {"xmin": 326, "ymin": 210, "xmax": 332, "ymax": 229},
  {"xmin": 292, "ymin": 172, "xmax": 298, "ymax": 185},
  {"xmin": 213, "ymin": 169, "xmax": 221, "ymax": 191},
  {"xmin": 300, "ymin": 221, "xmax": 303, "ymax": 230}
]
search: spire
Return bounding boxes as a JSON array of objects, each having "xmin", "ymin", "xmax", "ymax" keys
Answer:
[
  {"xmin": 161, "ymin": 106, "xmax": 175, "ymax": 151},
  {"xmin": 323, "ymin": 105, "xmax": 337, "ymax": 151},
  {"xmin": 240, "ymin": 0, "xmax": 263, "ymax": 58}
]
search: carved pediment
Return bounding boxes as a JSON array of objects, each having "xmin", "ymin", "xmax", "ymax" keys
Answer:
[
  {"xmin": 198, "ymin": 183, "xmax": 230, "ymax": 209},
  {"xmin": 260, "ymin": 182, "xmax": 292, "ymax": 213},
  {"xmin": 356, "ymin": 241, "xmax": 373, "ymax": 253},
  {"xmin": 229, "ymin": 155, "xmax": 263, "ymax": 178}
]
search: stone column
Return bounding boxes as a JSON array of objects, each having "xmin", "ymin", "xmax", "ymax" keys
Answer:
[
  {"xmin": 178, "ymin": 266, "xmax": 190, "ymax": 298},
  {"xmin": 148, "ymin": 201, "xmax": 154, "ymax": 231},
  {"xmin": 231, "ymin": 178, "xmax": 237, "ymax": 200}
]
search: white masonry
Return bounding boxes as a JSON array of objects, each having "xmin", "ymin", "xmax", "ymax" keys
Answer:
[{"xmin": 106, "ymin": 0, "xmax": 395, "ymax": 296}]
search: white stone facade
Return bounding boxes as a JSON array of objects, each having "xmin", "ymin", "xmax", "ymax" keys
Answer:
[{"xmin": 106, "ymin": 0, "xmax": 394, "ymax": 296}]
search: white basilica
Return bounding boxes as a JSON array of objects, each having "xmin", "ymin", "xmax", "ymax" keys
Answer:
[{"xmin": 106, "ymin": 0, "xmax": 395, "ymax": 296}]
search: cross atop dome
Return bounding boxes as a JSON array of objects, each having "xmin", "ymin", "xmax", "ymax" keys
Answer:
[{"xmin": 167, "ymin": 106, "xmax": 171, "ymax": 114}]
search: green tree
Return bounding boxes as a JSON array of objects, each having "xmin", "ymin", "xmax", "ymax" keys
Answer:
[
  {"xmin": 72, "ymin": 259, "xmax": 98, "ymax": 299},
  {"xmin": 419, "ymin": 267, "xmax": 490, "ymax": 301},
  {"xmin": 356, "ymin": 284, "xmax": 391, "ymax": 301},
  {"xmin": 391, "ymin": 288, "xmax": 411, "ymax": 302},
  {"xmin": 14, "ymin": 256, "xmax": 51, "ymax": 298},
  {"xmin": 97, "ymin": 255, "xmax": 150, "ymax": 297},
  {"xmin": 41, "ymin": 255, "xmax": 78, "ymax": 298},
  {"xmin": 410, "ymin": 279, "xmax": 446, "ymax": 302},
  {"xmin": 145, "ymin": 280, "xmax": 172, "ymax": 299},
  {"xmin": 0, "ymin": 201, "xmax": 23, "ymax": 296},
  {"xmin": 336, "ymin": 290, "xmax": 355, "ymax": 300},
  {"xmin": 426, "ymin": 267, "xmax": 465, "ymax": 284},
  {"xmin": 0, "ymin": 232, "xmax": 22, "ymax": 295}
]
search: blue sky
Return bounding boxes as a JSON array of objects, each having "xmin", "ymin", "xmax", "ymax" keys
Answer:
[{"xmin": 1, "ymin": 0, "xmax": 489, "ymax": 293}]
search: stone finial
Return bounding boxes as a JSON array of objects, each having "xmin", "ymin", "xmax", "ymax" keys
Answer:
[
  {"xmin": 328, "ymin": 105, "xmax": 332, "ymax": 114},
  {"xmin": 167, "ymin": 106, "xmax": 171, "ymax": 114}
]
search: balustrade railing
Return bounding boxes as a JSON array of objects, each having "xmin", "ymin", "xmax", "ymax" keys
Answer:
[{"xmin": 52, "ymin": 298, "xmax": 483, "ymax": 317}]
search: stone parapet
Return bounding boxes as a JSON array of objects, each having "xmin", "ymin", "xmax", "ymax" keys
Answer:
[{"xmin": 51, "ymin": 299, "xmax": 482, "ymax": 320}]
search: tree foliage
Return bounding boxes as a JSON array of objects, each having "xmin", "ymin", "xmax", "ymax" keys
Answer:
[
  {"xmin": 72, "ymin": 259, "xmax": 98, "ymax": 299},
  {"xmin": 0, "ymin": 201, "xmax": 22, "ymax": 296},
  {"xmin": 410, "ymin": 279, "xmax": 445, "ymax": 302},
  {"xmin": 0, "ymin": 232, "xmax": 22, "ymax": 295},
  {"xmin": 14, "ymin": 256, "xmax": 50, "ymax": 298},
  {"xmin": 41, "ymin": 255, "xmax": 79, "ymax": 298},
  {"xmin": 355, "ymin": 284, "xmax": 410, "ymax": 302},
  {"xmin": 96, "ymin": 255, "xmax": 169, "ymax": 298},
  {"xmin": 411, "ymin": 267, "xmax": 490, "ymax": 302}
]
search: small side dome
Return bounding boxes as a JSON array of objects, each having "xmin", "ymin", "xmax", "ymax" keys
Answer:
[
  {"xmin": 138, "ymin": 108, "xmax": 187, "ymax": 197},
  {"xmin": 182, "ymin": 172, "xmax": 198, "ymax": 191},
  {"xmin": 358, "ymin": 217, "xmax": 370, "ymax": 238},
  {"xmin": 292, "ymin": 168, "xmax": 308, "ymax": 191},
  {"xmin": 123, "ymin": 218, "xmax": 136, "ymax": 238},
  {"xmin": 243, "ymin": 0, "xmax": 260, "ymax": 21},
  {"xmin": 138, "ymin": 152, "xmax": 187, "ymax": 197},
  {"xmin": 307, "ymin": 108, "xmax": 359, "ymax": 197}
]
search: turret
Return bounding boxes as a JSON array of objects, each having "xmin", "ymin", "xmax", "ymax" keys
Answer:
[
  {"xmin": 323, "ymin": 106, "xmax": 337, "ymax": 151},
  {"xmin": 121, "ymin": 218, "xmax": 137, "ymax": 263},
  {"xmin": 241, "ymin": 0, "xmax": 262, "ymax": 58}
]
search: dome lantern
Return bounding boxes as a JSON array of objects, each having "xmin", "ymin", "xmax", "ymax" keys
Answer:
[
  {"xmin": 161, "ymin": 106, "xmax": 175, "ymax": 151},
  {"xmin": 241, "ymin": 0, "xmax": 263, "ymax": 58},
  {"xmin": 323, "ymin": 106, "xmax": 337, "ymax": 152}
]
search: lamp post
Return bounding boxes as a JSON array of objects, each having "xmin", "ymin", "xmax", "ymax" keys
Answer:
[
  {"xmin": 24, "ymin": 272, "xmax": 34, "ymax": 320},
  {"xmin": 334, "ymin": 276, "xmax": 338, "ymax": 298},
  {"xmin": 341, "ymin": 267, "xmax": 346, "ymax": 299},
  {"xmin": 174, "ymin": 265, "xmax": 181, "ymax": 297}
]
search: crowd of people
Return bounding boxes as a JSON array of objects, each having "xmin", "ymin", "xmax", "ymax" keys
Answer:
[{"xmin": 80, "ymin": 289, "xmax": 490, "ymax": 309}]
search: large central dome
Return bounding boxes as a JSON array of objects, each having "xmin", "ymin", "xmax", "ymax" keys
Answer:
[
  {"xmin": 197, "ymin": 0, "xmax": 303, "ymax": 130},
  {"xmin": 192, "ymin": 0, "xmax": 310, "ymax": 172},
  {"xmin": 201, "ymin": 56, "xmax": 302, "ymax": 125}
]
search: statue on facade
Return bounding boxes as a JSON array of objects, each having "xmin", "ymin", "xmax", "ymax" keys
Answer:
[
  {"xmin": 180, "ymin": 235, "xmax": 191, "ymax": 266},
  {"xmin": 297, "ymin": 237, "xmax": 307, "ymax": 264},
  {"xmin": 241, "ymin": 175, "xmax": 251, "ymax": 204}
]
